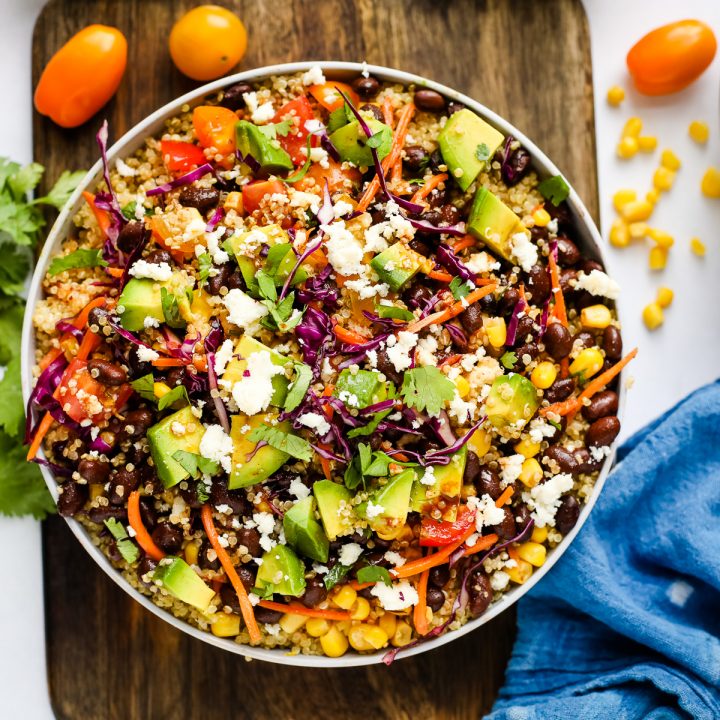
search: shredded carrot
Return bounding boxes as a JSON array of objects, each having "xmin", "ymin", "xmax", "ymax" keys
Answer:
[
  {"xmin": 105, "ymin": 267, "xmax": 124, "ymax": 278},
  {"xmin": 77, "ymin": 330, "xmax": 101, "ymax": 361},
  {"xmin": 413, "ymin": 565, "xmax": 431, "ymax": 635},
  {"xmin": 127, "ymin": 491, "xmax": 166, "ymax": 562},
  {"xmin": 316, "ymin": 442, "xmax": 334, "ymax": 481},
  {"xmin": 410, "ymin": 173, "xmax": 448, "ymax": 204},
  {"xmin": 427, "ymin": 270, "xmax": 454, "ymax": 282},
  {"xmin": 201, "ymin": 505, "xmax": 261, "ymax": 644},
  {"xmin": 192, "ymin": 355, "xmax": 208, "ymax": 373},
  {"xmin": 439, "ymin": 353, "xmax": 462, "ymax": 367},
  {"xmin": 38, "ymin": 347, "xmax": 63, "ymax": 372},
  {"xmin": 26, "ymin": 412, "xmax": 54, "ymax": 461},
  {"xmin": 507, "ymin": 545, "xmax": 520, "ymax": 563},
  {"xmin": 82, "ymin": 191, "xmax": 111, "ymax": 236},
  {"xmin": 333, "ymin": 325, "xmax": 370, "ymax": 345},
  {"xmin": 461, "ymin": 533, "xmax": 500, "ymax": 558},
  {"xmin": 151, "ymin": 357, "xmax": 188, "ymax": 368},
  {"xmin": 495, "ymin": 486, "xmax": 514, "ymax": 508},
  {"xmin": 381, "ymin": 97, "xmax": 395, "ymax": 128},
  {"xmin": 73, "ymin": 296, "xmax": 107, "ymax": 329},
  {"xmin": 451, "ymin": 234, "xmax": 477, "ymax": 253},
  {"xmin": 349, "ymin": 580, "xmax": 375, "ymax": 591},
  {"xmin": 393, "ymin": 521, "xmax": 476, "ymax": 578},
  {"xmin": 547, "ymin": 251, "xmax": 568, "ymax": 327},
  {"xmin": 258, "ymin": 600, "xmax": 351, "ymax": 621},
  {"xmin": 406, "ymin": 283, "xmax": 497, "ymax": 334},
  {"xmin": 392, "ymin": 451, "xmax": 410, "ymax": 463},
  {"xmin": 559, "ymin": 356, "xmax": 569, "ymax": 379}
]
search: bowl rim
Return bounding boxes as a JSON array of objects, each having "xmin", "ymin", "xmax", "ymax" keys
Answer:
[{"xmin": 22, "ymin": 60, "xmax": 622, "ymax": 668}]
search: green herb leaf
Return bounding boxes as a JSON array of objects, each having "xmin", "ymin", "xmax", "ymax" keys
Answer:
[
  {"xmin": 343, "ymin": 458, "xmax": 364, "ymax": 490},
  {"xmin": 8, "ymin": 162, "xmax": 44, "ymax": 200},
  {"xmin": 264, "ymin": 244, "xmax": 292, "ymax": 279},
  {"xmin": 247, "ymin": 424, "xmax": 313, "ymax": 462},
  {"xmin": 500, "ymin": 351, "xmax": 517, "ymax": 370},
  {"xmin": 121, "ymin": 201, "xmax": 137, "ymax": 220},
  {"xmin": 158, "ymin": 384, "xmax": 190, "ymax": 411},
  {"xmin": 475, "ymin": 143, "xmax": 491, "ymax": 163},
  {"xmin": 538, "ymin": 174, "xmax": 570, "ymax": 206},
  {"xmin": 196, "ymin": 480, "xmax": 210, "ymax": 503},
  {"xmin": 104, "ymin": 518, "xmax": 140, "ymax": 564},
  {"xmin": 0, "ymin": 243, "xmax": 31, "ymax": 296},
  {"xmin": 356, "ymin": 565, "xmax": 392, "ymax": 587},
  {"xmin": 284, "ymin": 363, "xmax": 313, "ymax": 412},
  {"xmin": 48, "ymin": 248, "xmax": 107, "ymax": 276},
  {"xmin": 171, "ymin": 450, "xmax": 219, "ymax": 479},
  {"xmin": 197, "ymin": 252, "xmax": 213, "ymax": 287},
  {"xmin": 366, "ymin": 132, "xmax": 384, "ymax": 149},
  {"xmin": 449, "ymin": 276, "xmax": 472, "ymax": 300},
  {"xmin": 375, "ymin": 304, "xmax": 414, "ymax": 322},
  {"xmin": 258, "ymin": 119, "xmax": 293, "ymax": 141},
  {"xmin": 36, "ymin": 169, "xmax": 86, "ymax": 210},
  {"xmin": 130, "ymin": 374, "xmax": 156, "ymax": 403},
  {"xmin": 0, "ymin": 436, "xmax": 54, "ymax": 519},
  {"xmin": 160, "ymin": 287, "xmax": 185, "ymax": 328},
  {"xmin": 324, "ymin": 561, "xmax": 353, "ymax": 591},
  {"xmin": 257, "ymin": 270, "xmax": 278, "ymax": 302},
  {"xmin": 400, "ymin": 366, "xmax": 455, "ymax": 417}
]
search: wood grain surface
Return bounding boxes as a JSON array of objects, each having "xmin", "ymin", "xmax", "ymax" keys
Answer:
[{"xmin": 34, "ymin": 1, "xmax": 596, "ymax": 718}]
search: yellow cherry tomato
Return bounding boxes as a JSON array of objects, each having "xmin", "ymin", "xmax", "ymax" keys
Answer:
[
  {"xmin": 169, "ymin": 5, "xmax": 247, "ymax": 81},
  {"xmin": 34, "ymin": 25, "xmax": 127, "ymax": 128},
  {"xmin": 627, "ymin": 20, "xmax": 717, "ymax": 96}
]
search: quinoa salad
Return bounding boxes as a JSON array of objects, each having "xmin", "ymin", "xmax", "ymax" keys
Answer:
[{"xmin": 26, "ymin": 67, "xmax": 635, "ymax": 661}]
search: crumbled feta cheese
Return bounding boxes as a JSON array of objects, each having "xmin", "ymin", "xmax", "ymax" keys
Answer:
[
  {"xmin": 465, "ymin": 252, "xmax": 500, "ymax": 274},
  {"xmin": 309, "ymin": 146, "xmax": 330, "ymax": 169},
  {"xmin": 136, "ymin": 345, "xmax": 160, "ymax": 363},
  {"xmin": 528, "ymin": 417, "xmax": 556, "ymax": 444},
  {"xmin": 115, "ymin": 158, "xmax": 136, "ymax": 177},
  {"xmin": 523, "ymin": 472, "xmax": 574, "ymax": 527},
  {"xmin": 199, "ymin": 424, "xmax": 234, "ymax": 474},
  {"xmin": 289, "ymin": 477, "xmax": 310, "ymax": 500},
  {"xmin": 301, "ymin": 65, "xmax": 326, "ymax": 85},
  {"xmin": 322, "ymin": 220, "xmax": 366, "ymax": 276},
  {"xmin": 385, "ymin": 331, "xmax": 418, "ymax": 373},
  {"xmin": 297, "ymin": 411, "xmax": 331, "ymax": 437},
  {"xmin": 366, "ymin": 349, "xmax": 378, "ymax": 368},
  {"xmin": 574, "ymin": 269, "xmax": 621, "ymax": 300},
  {"xmin": 128, "ymin": 260, "xmax": 173, "ymax": 282},
  {"xmin": 264, "ymin": 623, "xmax": 281, "ymax": 637},
  {"xmin": 371, "ymin": 580, "xmax": 419, "ymax": 611},
  {"xmin": 242, "ymin": 91, "xmax": 275, "ymax": 124},
  {"xmin": 254, "ymin": 511, "xmax": 276, "ymax": 536},
  {"xmin": 365, "ymin": 501, "xmax": 385, "ymax": 519},
  {"xmin": 230, "ymin": 350, "xmax": 284, "ymax": 416},
  {"xmin": 490, "ymin": 570, "xmax": 511, "ymax": 591},
  {"xmin": 170, "ymin": 421, "xmax": 186, "ymax": 436},
  {"xmin": 383, "ymin": 551, "xmax": 406, "ymax": 567},
  {"xmin": 214, "ymin": 339, "xmax": 235, "ymax": 377},
  {"xmin": 468, "ymin": 493, "xmax": 506, "ymax": 530},
  {"xmin": 222, "ymin": 289, "xmax": 269, "ymax": 334},
  {"xmin": 510, "ymin": 232, "xmax": 538, "ymax": 273},
  {"xmin": 205, "ymin": 227, "xmax": 230, "ymax": 264},
  {"xmin": 289, "ymin": 190, "xmax": 321, "ymax": 215},
  {"xmin": 338, "ymin": 390, "xmax": 360, "ymax": 408},
  {"xmin": 312, "ymin": 563, "xmax": 329, "ymax": 575},
  {"xmin": 247, "ymin": 592, "xmax": 260, "ymax": 606},
  {"xmin": 338, "ymin": 542, "xmax": 363, "ymax": 566},
  {"xmin": 143, "ymin": 316, "xmax": 160, "ymax": 329},
  {"xmin": 416, "ymin": 336, "xmax": 438, "ymax": 367},
  {"xmin": 499, "ymin": 453, "xmax": 525, "ymax": 486},
  {"xmin": 447, "ymin": 390, "xmax": 475, "ymax": 424},
  {"xmin": 589, "ymin": 444, "xmax": 612, "ymax": 463},
  {"xmin": 419, "ymin": 465, "xmax": 436, "ymax": 486},
  {"xmin": 343, "ymin": 276, "xmax": 389, "ymax": 299},
  {"xmin": 333, "ymin": 200, "xmax": 354, "ymax": 218}
]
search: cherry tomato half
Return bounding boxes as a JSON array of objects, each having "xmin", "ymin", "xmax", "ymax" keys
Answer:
[
  {"xmin": 160, "ymin": 140, "xmax": 207, "ymax": 173},
  {"xmin": 273, "ymin": 96, "xmax": 315, "ymax": 165},
  {"xmin": 192, "ymin": 105, "xmax": 238, "ymax": 155},
  {"xmin": 419, "ymin": 507, "xmax": 475, "ymax": 547},
  {"xmin": 242, "ymin": 180, "xmax": 287, "ymax": 215},
  {"xmin": 309, "ymin": 81, "xmax": 359, "ymax": 112},
  {"xmin": 34, "ymin": 25, "xmax": 127, "ymax": 128},
  {"xmin": 627, "ymin": 19, "xmax": 717, "ymax": 96}
]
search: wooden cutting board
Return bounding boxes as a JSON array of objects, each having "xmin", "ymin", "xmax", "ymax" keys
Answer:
[{"xmin": 33, "ymin": 1, "xmax": 597, "ymax": 718}]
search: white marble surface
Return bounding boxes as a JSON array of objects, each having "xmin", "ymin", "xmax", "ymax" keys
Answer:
[{"xmin": 0, "ymin": 0, "xmax": 718, "ymax": 716}]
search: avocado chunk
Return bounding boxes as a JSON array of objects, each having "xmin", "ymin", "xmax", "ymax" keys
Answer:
[
  {"xmin": 467, "ymin": 187, "xmax": 530, "ymax": 262},
  {"xmin": 147, "ymin": 406, "xmax": 205, "ymax": 488},
  {"xmin": 486, "ymin": 373, "xmax": 539, "ymax": 431},
  {"xmin": 357, "ymin": 469, "xmax": 415, "ymax": 538},
  {"xmin": 222, "ymin": 336, "xmax": 290, "ymax": 408},
  {"xmin": 313, "ymin": 480, "xmax": 356, "ymax": 541},
  {"xmin": 438, "ymin": 109, "xmax": 505, "ymax": 192},
  {"xmin": 236, "ymin": 120, "xmax": 294, "ymax": 175},
  {"xmin": 255, "ymin": 544, "xmax": 306, "ymax": 597},
  {"xmin": 283, "ymin": 495, "xmax": 329, "ymax": 563},
  {"xmin": 370, "ymin": 242, "xmax": 430, "ymax": 292},
  {"xmin": 228, "ymin": 413, "xmax": 290, "ymax": 489},
  {"xmin": 333, "ymin": 369, "xmax": 387, "ymax": 409},
  {"xmin": 410, "ymin": 446, "xmax": 466, "ymax": 521},
  {"xmin": 118, "ymin": 278, "xmax": 164, "ymax": 331},
  {"xmin": 152, "ymin": 556, "xmax": 215, "ymax": 610},
  {"xmin": 329, "ymin": 118, "xmax": 392, "ymax": 167}
]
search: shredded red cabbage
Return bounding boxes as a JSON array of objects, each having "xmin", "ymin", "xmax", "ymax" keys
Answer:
[
  {"xmin": 436, "ymin": 244, "xmax": 477, "ymax": 282},
  {"xmin": 118, "ymin": 224, "xmax": 150, "ymax": 290},
  {"xmin": 239, "ymin": 151, "xmax": 261, "ymax": 175},
  {"xmin": 106, "ymin": 315, "xmax": 153, "ymax": 349},
  {"xmin": 32, "ymin": 456, "xmax": 73, "ymax": 478},
  {"xmin": 146, "ymin": 163, "xmax": 214, "ymax": 197},
  {"xmin": 425, "ymin": 418, "xmax": 485, "ymax": 461},
  {"xmin": 426, "ymin": 410, "xmax": 457, "ymax": 446},
  {"xmin": 444, "ymin": 322, "xmax": 467, "ymax": 347},
  {"xmin": 310, "ymin": 443, "xmax": 346, "ymax": 462},
  {"xmin": 410, "ymin": 218, "xmax": 466, "ymax": 237},
  {"xmin": 205, "ymin": 207, "xmax": 225, "ymax": 232},
  {"xmin": 317, "ymin": 180, "xmax": 334, "ymax": 227},
  {"xmin": 295, "ymin": 306, "xmax": 335, "ymax": 378},
  {"xmin": 500, "ymin": 135, "xmax": 531, "ymax": 187},
  {"xmin": 296, "ymin": 265, "xmax": 339, "ymax": 307},
  {"xmin": 94, "ymin": 121, "xmax": 126, "ymax": 252},
  {"xmin": 55, "ymin": 319, "xmax": 84, "ymax": 341},
  {"xmin": 358, "ymin": 398, "xmax": 396, "ymax": 415},
  {"xmin": 24, "ymin": 353, "xmax": 68, "ymax": 443},
  {"xmin": 206, "ymin": 352, "xmax": 230, "ymax": 433},
  {"xmin": 203, "ymin": 319, "xmax": 224, "ymax": 353},
  {"xmin": 362, "ymin": 311, "xmax": 408, "ymax": 329},
  {"xmin": 505, "ymin": 297, "xmax": 526, "ymax": 347},
  {"xmin": 319, "ymin": 131, "xmax": 340, "ymax": 162}
]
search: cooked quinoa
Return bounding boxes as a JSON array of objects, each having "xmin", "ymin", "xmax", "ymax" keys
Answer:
[{"xmin": 28, "ymin": 68, "xmax": 629, "ymax": 660}]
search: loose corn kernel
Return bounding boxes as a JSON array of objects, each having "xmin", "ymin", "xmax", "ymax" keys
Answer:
[
  {"xmin": 467, "ymin": 427, "xmax": 492, "ymax": 457},
  {"xmin": 153, "ymin": 381, "xmax": 172, "ymax": 399},
  {"xmin": 391, "ymin": 621, "xmax": 413, "ymax": 648},
  {"xmin": 332, "ymin": 585, "xmax": 357, "ymax": 610},
  {"xmin": 612, "ymin": 189, "xmax": 637, "ymax": 212},
  {"xmin": 532, "ymin": 207, "xmax": 551, "ymax": 227},
  {"xmin": 531, "ymin": 525, "xmax": 549, "ymax": 543},
  {"xmin": 351, "ymin": 597, "xmax": 371, "ymax": 621},
  {"xmin": 518, "ymin": 541, "xmax": 547, "ymax": 567},
  {"xmin": 622, "ymin": 116, "xmax": 643, "ymax": 138},
  {"xmin": 514, "ymin": 437, "xmax": 541, "ymax": 458},
  {"xmin": 690, "ymin": 237, "xmax": 706, "ymax": 257},
  {"xmin": 653, "ymin": 166, "xmax": 676, "ymax": 192},
  {"xmin": 530, "ymin": 361, "xmax": 557, "ymax": 389},
  {"xmin": 279, "ymin": 613, "xmax": 307, "ymax": 634},
  {"xmin": 211, "ymin": 613, "xmax": 241, "ymax": 637},
  {"xmin": 320, "ymin": 626, "xmax": 349, "ymax": 657},
  {"xmin": 378, "ymin": 613, "xmax": 397, "ymax": 639},
  {"xmin": 620, "ymin": 199, "xmax": 653, "ymax": 222},
  {"xmin": 569, "ymin": 347, "xmax": 604, "ymax": 379},
  {"xmin": 689, "ymin": 120, "xmax": 709, "ymax": 144},
  {"xmin": 89, "ymin": 483, "xmax": 104, "ymax": 501},
  {"xmin": 485, "ymin": 317, "xmax": 507, "ymax": 347},
  {"xmin": 609, "ymin": 218, "xmax": 630, "ymax": 248},
  {"xmin": 519, "ymin": 457, "xmax": 543, "ymax": 488},
  {"xmin": 646, "ymin": 188, "xmax": 660, "ymax": 204},
  {"xmin": 335, "ymin": 619, "xmax": 351, "ymax": 634},
  {"xmin": 184, "ymin": 541, "xmax": 199, "ymax": 566},
  {"xmin": 224, "ymin": 191, "xmax": 243, "ymax": 212},
  {"xmin": 506, "ymin": 558, "xmax": 533, "ymax": 585},
  {"xmin": 656, "ymin": 287, "xmax": 674, "ymax": 308},
  {"xmin": 628, "ymin": 222, "xmax": 648, "ymax": 239},
  {"xmin": 453, "ymin": 375, "xmax": 470, "ymax": 399},
  {"xmin": 700, "ymin": 167, "xmax": 720, "ymax": 198},
  {"xmin": 616, "ymin": 136, "xmax": 639, "ymax": 159},
  {"xmin": 649, "ymin": 246, "xmax": 668, "ymax": 270},
  {"xmin": 348, "ymin": 624, "xmax": 389, "ymax": 652},
  {"xmin": 642, "ymin": 302, "xmax": 664, "ymax": 330},
  {"xmin": 637, "ymin": 136, "xmax": 658, "ymax": 152},
  {"xmin": 647, "ymin": 228, "xmax": 674, "ymax": 249},
  {"xmin": 660, "ymin": 149, "xmax": 681, "ymax": 171},
  {"xmin": 306, "ymin": 617, "xmax": 330, "ymax": 637},
  {"xmin": 581, "ymin": 304, "xmax": 612, "ymax": 329},
  {"xmin": 606, "ymin": 85, "xmax": 625, "ymax": 106}
]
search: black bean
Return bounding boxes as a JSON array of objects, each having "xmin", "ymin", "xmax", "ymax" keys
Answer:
[
  {"xmin": 560, "ymin": 268, "xmax": 578, "ymax": 296},
  {"xmin": 543, "ymin": 323, "xmax": 573, "ymax": 359},
  {"xmin": 547, "ymin": 415, "xmax": 567, "ymax": 443},
  {"xmin": 426, "ymin": 587, "xmax": 445, "ymax": 612},
  {"xmin": 414, "ymin": 89, "xmax": 446, "ymax": 112},
  {"xmin": 359, "ymin": 103, "xmax": 383, "ymax": 122},
  {"xmin": 254, "ymin": 606, "xmax": 283, "ymax": 623},
  {"xmin": 211, "ymin": 479, "xmax": 251, "ymax": 517},
  {"xmin": 139, "ymin": 497, "xmax": 157, "ymax": 530},
  {"xmin": 403, "ymin": 146, "xmax": 428, "ymax": 173},
  {"xmin": 376, "ymin": 349, "xmax": 402, "ymax": 384},
  {"xmin": 301, "ymin": 577, "xmax": 328, "ymax": 608},
  {"xmin": 543, "ymin": 444, "xmax": 577, "ymax": 474},
  {"xmin": 573, "ymin": 447, "xmax": 602, "ymax": 474},
  {"xmin": 603, "ymin": 326, "xmax": 623, "ymax": 361},
  {"xmin": 582, "ymin": 259, "xmax": 604, "ymax": 274},
  {"xmin": 352, "ymin": 76, "xmax": 380, "ymax": 98},
  {"xmin": 502, "ymin": 147, "xmax": 531, "ymax": 186},
  {"xmin": 447, "ymin": 101, "xmax": 465, "ymax": 115},
  {"xmin": 116, "ymin": 222, "xmax": 146, "ymax": 254},
  {"xmin": 206, "ymin": 263, "xmax": 233, "ymax": 296},
  {"xmin": 136, "ymin": 556, "xmax": 157, "ymax": 585},
  {"xmin": 530, "ymin": 225, "xmax": 548, "ymax": 243},
  {"xmin": 220, "ymin": 82, "xmax": 253, "ymax": 110},
  {"xmin": 476, "ymin": 467, "xmax": 502, "ymax": 500},
  {"xmin": 586, "ymin": 416, "xmax": 620, "ymax": 448},
  {"xmin": 198, "ymin": 538, "xmax": 221, "ymax": 570},
  {"xmin": 119, "ymin": 409, "xmax": 154, "ymax": 440},
  {"xmin": 178, "ymin": 186, "xmax": 220, "ymax": 213},
  {"xmin": 88, "ymin": 358, "xmax": 127, "ymax": 386},
  {"xmin": 515, "ymin": 314, "xmax": 535, "ymax": 344},
  {"xmin": 459, "ymin": 303, "xmax": 483, "ymax": 334},
  {"xmin": 151, "ymin": 521, "xmax": 183, "ymax": 554},
  {"xmin": 515, "ymin": 343, "xmax": 539, "ymax": 366},
  {"xmin": 573, "ymin": 331, "xmax": 596, "ymax": 350},
  {"xmin": 109, "ymin": 468, "xmax": 140, "ymax": 505},
  {"xmin": 429, "ymin": 565, "xmax": 450, "ymax": 588},
  {"xmin": 525, "ymin": 264, "xmax": 551, "ymax": 304},
  {"xmin": 145, "ymin": 248, "xmax": 173, "ymax": 265},
  {"xmin": 57, "ymin": 482, "xmax": 88, "ymax": 517},
  {"xmin": 468, "ymin": 570, "xmax": 493, "ymax": 617},
  {"xmin": 544, "ymin": 377, "xmax": 575, "ymax": 404},
  {"xmin": 556, "ymin": 236, "xmax": 580, "ymax": 266},
  {"xmin": 86, "ymin": 505, "xmax": 127, "ymax": 524},
  {"xmin": 492, "ymin": 506, "xmax": 517, "ymax": 540},
  {"xmin": 463, "ymin": 451, "xmax": 481, "ymax": 484},
  {"xmin": 499, "ymin": 287, "xmax": 520, "ymax": 315},
  {"xmin": 403, "ymin": 283, "xmax": 433, "ymax": 309},
  {"xmin": 555, "ymin": 495, "xmax": 580, "ymax": 535},
  {"xmin": 236, "ymin": 527, "xmax": 262, "ymax": 557},
  {"xmin": 409, "ymin": 238, "xmax": 432, "ymax": 257},
  {"xmin": 78, "ymin": 458, "xmax": 110, "ymax": 484},
  {"xmin": 513, "ymin": 503, "xmax": 532, "ymax": 531},
  {"xmin": 582, "ymin": 390, "xmax": 619, "ymax": 422},
  {"xmin": 440, "ymin": 204, "xmax": 462, "ymax": 225},
  {"xmin": 428, "ymin": 148, "xmax": 444, "ymax": 173}
]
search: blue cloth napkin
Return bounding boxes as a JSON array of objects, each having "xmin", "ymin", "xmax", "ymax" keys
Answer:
[{"xmin": 486, "ymin": 380, "xmax": 720, "ymax": 720}]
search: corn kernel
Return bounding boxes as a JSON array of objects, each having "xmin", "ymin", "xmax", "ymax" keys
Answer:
[
  {"xmin": 320, "ymin": 626, "xmax": 349, "ymax": 657},
  {"xmin": 653, "ymin": 166, "xmax": 676, "ymax": 192},
  {"xmin": 306, "ymin": 617, "xmax": 330, "ymax": 637},
  {"xmin": 184, "ymin": 541, "xmax": 199, "ymax": 566},
  {"xmin": 616, "ymin": 136, "xmax": 639, "ymax": 159},
  {"xmin": 531, "ymin": 525, "xmax": 549, "ymax": 543},
  {"xmin": 612, "ymin": 189, "xmax": 637, "ymax": 212},
  {"xmin": 335, "ymin": 619, "xmax": 351, "ymax": 634},
  {"xmin": 649, "ymin": 246, "xmax": 668, "ymax": 270},
  {"xmin": 660, "ymin": 149, "xmax": 681, "ymax": 171},
  {"xmin": 279, "ymin": 613, "xmax": 307, "ymax": 634},
  {"xmin": 609, "ymin": 218, "xmax": 630, "ymax": 248},
  {"xmin": 701, "ymin": 167, "xmax": 720, "ymax": 198},
  {"xmin": 348, "ymin": 624, "xmax": 389, "ymax": 652},
  {"xmin": 391, "ymin": 621, "xmax": 413, "ymax": 648},
  {"xmin": 628, "ymin": 222, "xmax": 648, "ymax": 239},
  {"xmin": 656, "ymin": 287, "xmax": 674, "ymax": 308},
  {"xmin": 689, "ymin": 120, "xmax": 709, "ymax": 144},
  {"xmin": 211, "ymin": 613, "xmax": 241, "ymax": 637},
  {"xmin": 332, "ymin": 585, "xmax": 357, "ymax": 610},
  {"xmin": 647, "ymin": 228, "xmax": 674, "ymax": 249},
  {"xmin": 620, "ymin": 199, "xmax": 653, "ymax": 222},
  {"xmin": 532, "ymin": 207, "xmax": 551, "ymax": 227},
  {"xmin": 485, "ymin": 317, "xmax": 507, "ymax": 348},
  {"xmin": 530, "ymin": 361, "xmax": 557, "ymax": 390},
  {"xmin": 517, "ymin": 541, "xmax": 547, "ymax": 567},
  {"xmin": 351, "ymin": 597, "xmax": 371, "ymax": 621},
  {"xmin": 606, "ymin": 85, "xmax": 625, "ymax": 106},
  {"xmin": 519, "ymin": 457, "xmax": 543, "ymax": 488},
  {"xmin": 153, "ymin": 381, "xmax": 172, "ymax": 399},
  {"xmin": 378, "ymin": 613, "xmax": 397, "ymax": 639},
  {"xmin": 514, "ymin": 437, "xmax": 541, "ymax": 458},
  {"xmin": 89, "ymin": 483, "xmax": 104, "ymax": 501},
  {"xmin": 467, "ymin": 427, "xmax": 492, "ymax": 457},
  {"xmin": 453, "ymin": 375, "xmax": 470, "ymax": 399},
  {"xmin": 690, "ymin": 237, "xmax": 706, "ymax": 257},
  {"xmin": 642, "ymin": 302, "xmax": 664, "ymax": 330},
  {"xmin": 506, "ymin": 558, "xmax": 533, "ymax": 585},
  {"xmin": 622, "ymin": 116, "xmax": 643, "ymax": 138},
  {"xmin": 569, "ymin": 347, "xmax": 604, "ymax": 379},
  {"xmin": 581, "ymin": 304, "xmax": 612, "ymax": 329},
  {"xmin": 646, "ymin": 188, "xmax": 660, "ymax": 204},
  {"xmin": 638, "ymin": 136, "xmax": 658, "ymax": 152}
]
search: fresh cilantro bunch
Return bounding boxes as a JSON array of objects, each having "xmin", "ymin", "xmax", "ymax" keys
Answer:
[{"xmin": 0, "ymin": 158, "xmax": 84, "ymax": 519}]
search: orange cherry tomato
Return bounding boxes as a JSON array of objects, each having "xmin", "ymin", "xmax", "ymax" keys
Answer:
[
  {"xmin": 160, "ymin": 140, "xmax": 207, "ymax": 172},
  {"xmin": 242, "ymin": 180, "xmax": 287, "ymax": 214},
  {"xmin": 308, "ymin": 82, "xmax": 359, "ymax": 112},
  {"xmin": 192, "ymin": 105, "xmax": 238, "ymax": 155},
  {"xmin": 627, "ymin": 20, "xmax": 717, "ymax": 95},
  {"xmin": 34, "ymin": 25, "xmax": 127, "ymax": 128},
  {"xmin": 297, "ymin": 159, "xmax": 361, "ymax": 194},
  {"xmin": 169, "ymin": 5, "xmax": 247, "ymax": 81}
]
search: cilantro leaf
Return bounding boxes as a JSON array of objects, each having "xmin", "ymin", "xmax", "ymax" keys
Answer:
[
  {"xmin": 356, "ymin": 565, "xmax": 392, "ymax": 587},
  {"xmin": 0, "ymin": 434, "xmax": 54, "ymax": 519},
  {"xmin": 0, "ymin": 355, "xmax": 25, "ymax": 436},
  {"xmin": 366, "ymin": 132, "xmax": 384, "ymax": 149},
  {"xmin": 197, "ymin": 252, "xmax": 213, "ymax": 287},
  {"xmin": 475, "ymin": 143, "xmax": 491, "ymax": 163},
  {"xmin": 104, "ymin": 518, "xmax": 140, "ymax": 564},
  {"xmin": 48, "ymin": 248, "xmax": 107, "ymax": 276},
  {"xmin": 400, "ymin": 366, "xmax": 455, "ymax": 417},
  {"xmin": 375, "ymin": 304, "xmax": 414, "ymax": 322},
  {"xmin": 248, "ymin": 424, "xmax": 312, "ymax": 462},
  {"xmin": 263, "ymin": 244, "xmax": 292, "ymax": 280},
  {"xmin": 284, "ymin": 363, "xmax": 313, "ymax": 412},
  {"xmin": 196, "ymin": 480, "xmax": 210, "ymax": 503},
  {"xmin": 257, "ymin": 270, "xmax": 278, "ymax": 302},
  {"xmin": 324, "ymin": 561, "xmax": 354, "ymax": 591},
  {"xmin": 500, "ymin": 351, "xmax": 518, "ymax": 370},
  {"xmin": 130, "ymin": 374, "xmax": 156, "ymax": 403},
  {"xmin": 8, "ymin": 162, "xmax": 44, "ymax": 199},
  {"xmin": 160, "ymin": 287, "xmax": 185, "ymax": 328},
  {"xmin": 449, "ymin": 276, "xmax": 472, "ymax": 300},
  {"xmin": 121, "ymin": 201, "xmax": 137, "ymax": 220},
  {"xmin": 36, "ymin": 169, "xmax": 86, "ymax": 210},
  {"xmin": 172, "ymin": 450, "xmax": 219, "ymax": 479},
  {"xmin": 0, "ymin": 243, "xmax": 31, "ymax": 296},
  {"xmin": 538, "ymin": 174, "xmax": 570, "ymax": 206},
  {"xmin": 158, "ymin": 384, "xmax": 190, "ymax": 411}
]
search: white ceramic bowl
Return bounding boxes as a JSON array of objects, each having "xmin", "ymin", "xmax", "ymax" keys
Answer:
[{"xmin": 22, "ymin": 61, "xmax": 624, "ymax": 667}]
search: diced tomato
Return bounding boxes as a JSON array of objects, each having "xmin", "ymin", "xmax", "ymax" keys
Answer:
[
  {"xmin": 192, "ymin": 105, "xmax": 238, "ymax": 155},
  {"xmin": 308, "ymin": 81, "xmax": 359, "ymax": 112},
  {"xmin": 297, "ymin": 158, "xmax": 361, "ymax": 194},
  {"xmin": 159, "ymin": 140, "xmax": 207, "ymax": 173},
  {"xmin": 54, "ymin": 359, "xmax": 132, "ymax": 425},
  {"xmin": 148, "ymin": 215, "xmax": 193, "ymax": 262},
  {"xmin": 242, "ymin": 180, "xmax": 287, "ymax": 214},
  {"xmin": 419, "ymin": 507, "xmax": 475, "ymax": 547},
  {"xmin": 273, "ymin": 96, "xmax": 315, "ymax": 165}
]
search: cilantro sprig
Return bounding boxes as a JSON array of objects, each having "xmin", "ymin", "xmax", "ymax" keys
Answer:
[
  {"xmin": 400, "ymin": 366, "xmax": 455, "ymax": 417},
  {"xmin": 48, "ymin": 248, "xmax": 107, "ymax": 276},
  {"xmin": 538, "ymin": 174, "xmax": 570, "ymax": 206},
  {"xmin": 248, "ymin": 424, "xmax": 313, "ymax": 462}
]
